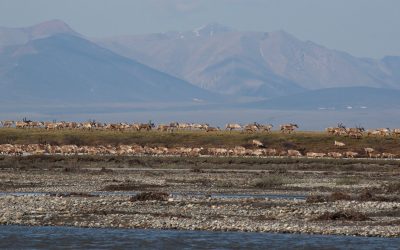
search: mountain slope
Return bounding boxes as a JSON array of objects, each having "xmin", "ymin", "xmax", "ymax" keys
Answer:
[
  {"xmin": 96, "ymin": 24, "xmax": 400, "ymax": 97},
  {"xmin": 0, "ymin": 34, "xmax": 217, "ymax": 104},
  {"xmin": 95, "ymin": 26, "xmax": 306, "ymax": 98},
  {"xmin": 0, "ymin": 20, "xmax": 79, "ymax": 48},
  {"xmin": 382, "ymin": 56, "xmax": 400, "ymax": 83}
]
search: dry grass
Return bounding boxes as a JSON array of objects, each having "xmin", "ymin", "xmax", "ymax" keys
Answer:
[{"xmin": 1, "ymin": 129, "xmax": 400, "ymax": 155}]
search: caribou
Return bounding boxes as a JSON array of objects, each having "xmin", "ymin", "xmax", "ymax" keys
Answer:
[
  {"xmin": 343, "ymin": 151, "xmax": 359, "ymax": 158},
  {"xmin": 251, "ymin": 139, "xmax": 264, "ymax": 147},
  {"xmin": 280, "ymin": 123, "xmax": 298, "ymax": 134},
  {"xmin": 138, "ymin": 123, "xmax": 155, "ymax": 131},
  {"xmin": 381, "ymin": 152, "xmax": 396, "ymax": 159},
  {"xmin": 364, "ymin": 148, "xmax": 375, "ymax": 158},
  {"xmin": 287, "ymin": 149, "xmax": 302, "ymax": 157},
  {"xmin": 259, "ymin": 124, "xmax": 273, "ymax": 133},
  {"xmin": 0, "ymin": 143, "xmax": 398, "ymax": 160},
  {"xmin": 0, "ymin": 121, "xmax": 14, "ymax": 128},
  {"xmin": 392, "ymin": 129, "xmax": 400, "ymax": 137},
  {"xmin": 327, "ymin": 152, "xmax": 343, "ymax": 158},
  {"xmin": 306, "ymin": 152, "xmax": 326, "ymax": 158},
  {"xmin": 244, "ymin": 123, "xmax": 260, "ymax": 133},
  {"xmin": 206, "ymin": 126, "xmax": 220, "ymax": 132},
  {"xmin": 366, "ymin": 128, "xmax": 391, "ymax": 137},
  {"xmin": 157, "ymin": 124, "xmax": 171, "ymax": 132},
  {"xmin": 225, "ymin": 123, "xmax": 242, "ymax": 131},
  {"xmin": 334, "ymin": 141, "xmax": 346, "ymax": 147},
  {"xmin": 15, "ymin": 121, "xmax": 28, "ymax": 129}
]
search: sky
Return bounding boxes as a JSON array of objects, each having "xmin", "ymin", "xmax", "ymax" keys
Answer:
[{"xmin": 0, "ymin": 0, "xmax": 399, "ymax": 58}]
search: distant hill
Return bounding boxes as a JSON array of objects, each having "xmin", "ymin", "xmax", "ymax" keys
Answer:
[
  {"xmin": 244, "ymin": 87, "xmax": 400, "ymax": 110},
  {"xmin": 382, "ymin": 56, "xmax": 400, "ymax": 84},
  {"xmin": 96, "ymin": 23, "xmax": 400, "ymax": 98},
  {"xmin": 0, "ymin": 33, "xmax": 217, "ymax": 105},
  {"xmin": 0, "ymin": 20, "xmax": 79, "ymax": 48}
]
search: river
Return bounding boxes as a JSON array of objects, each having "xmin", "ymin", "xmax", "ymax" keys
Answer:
[{"xmin": 0, "ymin": 226, "xmax": 399, "ymax": 249}]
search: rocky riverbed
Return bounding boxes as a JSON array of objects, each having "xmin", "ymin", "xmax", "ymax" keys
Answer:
[
  {"xmin": 0, "ymin": 155, "xmax": 399, "ymax": 237},
  {"xmin": 1, "ymin": 194, "xmax": 399, "ymax": 237}
]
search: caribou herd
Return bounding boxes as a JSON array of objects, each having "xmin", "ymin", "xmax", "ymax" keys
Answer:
[
  {"xmin": 0, "ymin": 120, "xmax": 297, "ymax": 133},
  {"xmin": 1, "ymin": 120, "xmax": 400, "ymax": 137},
  {"xmin": 0, "ymin": 142, "xmax": 396, "ymax": 159},
  {"xmin": 1, "ymin": 120, "xmax": 399, "ymax": 159},
  {"xmin": 326, "ymin": 123, "xmax": 400, "ymax": 138}
]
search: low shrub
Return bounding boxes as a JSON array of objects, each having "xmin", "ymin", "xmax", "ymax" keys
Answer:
[
  {"xmin": 307, "ymin": 192, "xmax": 351, "ymax": 203},
  {"xmin": 307, "ymin": 190, "xmax": 400, "ymax": 203},
  {"xmin": 358, "ymin": 190, "xmax": 400, "ymax": 202},
  {"xmin": 330, "ymin": 191, "xmax": 352, "ymax": 201},
  {"xmin": 130, "ymin": 192, "xmax": 169, "ymax": 202},
  {"xmin": 358, "ymin": 190, "xmax": 374, "ymax": 201},
  {"xmin": 103, "ymin": 182, "xmax": 161, "ymax": 191},
  {"xmin": 335, "ymin": 176, "xmax": 361, "ymax": 186},
  {"xmin": 99, "ymin": 167, "xmax": 113, "ymax": 173},
  {"xmin": 306, "ymin": 195, "xmax": 326, "ymax": 203},
  {"xmin": 190, "ymin": 168, "xmax": 204, "ymax": 173},
  {"xmin": 252, "ymin": 175, "xmax": 288, "ymax": 188},
  {"xmin": 382, "ymin": 182, "xmax": 400, "ymax": 194},
  {"xmin": 315, "ymin": 210, "xmax": 369, "ymax": 221},
  {"xmin": 49, "ymin": 192, "xmax": 99, "ymax": 197}
]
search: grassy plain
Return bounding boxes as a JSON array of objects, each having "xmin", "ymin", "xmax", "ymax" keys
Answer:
[{"xmin": 1, "ymin": 128, "xmax": 400, "ymax": 156}]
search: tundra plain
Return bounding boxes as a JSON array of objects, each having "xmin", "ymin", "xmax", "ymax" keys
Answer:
[{"xmin": 0, "ymin": 129, "xmax": 400, "ymax": 237}]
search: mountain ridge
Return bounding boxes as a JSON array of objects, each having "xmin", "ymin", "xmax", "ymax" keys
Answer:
[
  {"xmin": 0, "ymin": 20, "xmax": 79, "ymax": 48},
  {"xmin": 96, "ymin": 23, "xmax": 400, "ymax": 97},
  {"xmin": 0, "ymin": 33, "xmax": 218, "ymax": 104}
]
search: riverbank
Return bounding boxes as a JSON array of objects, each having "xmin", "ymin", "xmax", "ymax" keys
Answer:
[{"xmin": 0, "ymin": 155, "xmax": 399, "ymax": 237}]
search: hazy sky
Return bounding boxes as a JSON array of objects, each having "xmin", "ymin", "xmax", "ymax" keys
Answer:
[{"xmin": 0, "ymin": 0, "xmax": 399, "ymax": 58}]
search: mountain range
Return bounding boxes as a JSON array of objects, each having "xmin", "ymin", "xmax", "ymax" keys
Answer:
[
  {"xmin": 96, "ymin": 23, "xmax": 400, "ymax": 98},
  {"xmin": 0, "ymin": 20, "xmax": 216, "ymax": 105},
  {"xmin": 0, "ymin": 20, "xmax": 399, "ymax": 111}
]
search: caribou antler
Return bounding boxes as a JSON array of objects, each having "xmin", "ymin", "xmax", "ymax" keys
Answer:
[
  {"xmin": 355, "ymin": 124, "xmax": 365, "ymax": 132},
  {"xmin": 337, "ymin": 123, "xmax": 346, "ymax": 129}
]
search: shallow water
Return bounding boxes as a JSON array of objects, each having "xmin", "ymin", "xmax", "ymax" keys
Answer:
[{"xmin": 0, "ymin": 225, "xmax": 399, "ymax": 249}]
